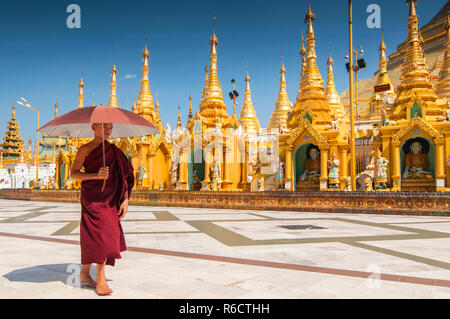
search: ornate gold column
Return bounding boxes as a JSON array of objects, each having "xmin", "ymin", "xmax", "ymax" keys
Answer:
[
  {"xmin": 436, "ymin": 139, "xmax": 446, "ymax": 190},
  {"xmin": 147, "ymin": 154, "xmax": 154, "ymax": 189},
  {"xmin": 320, "ymin": 148, "xmax": 329, "ymax": 190},
  {"xmin": 55, "ymin": 159, "xmax": 60, "ymax": 189},
  {"xmin": 392, "ymin": 143, "xmax": 401, "ymax": 191},
  {"xmin": 285, "ymin": 148, "xmax": 293, "ymax": 191},
  {"xmin": 203, "ymin": 151, "xmax": 211, "ymax": 184},
  {"xmin": 178, "ymin": 152, "xmax": 188, "ymax": 190},
  {"xmin": 339, "ymin": 147, "xmax": 348, "ymax": 189},
  {"xmin": 222, "ymin": 145, "xmax": 232, "ymax": 190},
  {"xmin": 238, "ymin": 141, "xmax": 250, "ymax": 190}
]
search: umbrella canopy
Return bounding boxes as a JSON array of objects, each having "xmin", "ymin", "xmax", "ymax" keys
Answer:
[{"xmin": 38, "ymin": 106, "xmax": 158, "ymax": 138}]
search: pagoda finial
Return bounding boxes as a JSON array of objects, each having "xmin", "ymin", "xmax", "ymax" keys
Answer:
[
  {"xmin": 201, "ymin": 18, "xmax": 225, "ymax": 107},
  {"xmin": 78, "ymin": 72, "xmax": 84, "ymax": 108},
  {"xmin": 188, "ymin": 95, "xmax": 193, "ymax": 120},
  {"xmin": 108, "ymin": 64, "xmax": 119, "ymax": 108},
  {"xmin": 12, "ymin": 104, "xmax": 16, "ymax": 120},
  {"xmin": 238, "ymin": 68, "xmax": 260, "ymax": 135},
  {"xmin": 305, "ymin": 0, "xmax": 315, "ymax": 35},
  {"xmin": 176, "ymin": 104, "xmax": 182, "ymax": 129},
  {"xmin": 136, "ymin": 36, "xmax": 154, "ymax": 114},
  {"xmin": 268, "ymin": 58, "xmax": 291, "ymax": 130},
  {"xmin": 54, "ymin": 97, "xmax": 58, "ymax": 119},
  {"xmin": 325, "ymin": 48, "xmax": 342, "ymax": 107},
  {"xmin": 407, "ymin": 0, "xmax": 417, "ymax": 18}
]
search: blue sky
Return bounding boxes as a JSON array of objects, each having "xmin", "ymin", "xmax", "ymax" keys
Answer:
[{"xmin": 0, "ymin": 0, "xmax": 445, "ymax": 145}]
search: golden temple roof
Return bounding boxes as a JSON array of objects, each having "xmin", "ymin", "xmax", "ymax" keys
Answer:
[
  {"xmin": 78, "ymin": 73, "xmax": 84, "ymax": 108},
  {"xmin": 289, "ymin": 3, "xmax": 332, "ymax": 129},
  {"xmin": 268, "ymin": 60, "xmax": 291, "ymax": 131},
  {"xmin": 108, "ymin": 64, "xmax": 119, "ymax": 108},
  {"xmin": 238, "ymin": 71, "xmax": 261, "ymax": 135},
  {"xmin": 390, "ymin": 0, "xmax": 445, "ymax": 122},
  {"xmin": 435, "ymin": 14, "xmax": 450, "ymax": 99}
]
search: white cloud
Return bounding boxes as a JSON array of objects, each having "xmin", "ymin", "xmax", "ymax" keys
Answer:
[{"xmin": 124, "ymin": 73, "xmax": 137, "ymax": 79}]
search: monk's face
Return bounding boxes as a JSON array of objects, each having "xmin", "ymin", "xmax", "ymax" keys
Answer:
[
  {"xmin": 91, "ymin": 123, "xmax": 113, "ymax": 139},
  {"xmin": 310, "ymin": 149, "xmax": 319, "ymax": 160}
]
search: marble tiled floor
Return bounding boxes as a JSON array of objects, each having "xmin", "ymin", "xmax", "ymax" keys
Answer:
[{"xmin": 0, "ymin": 199, "xmax": 449, "ymax": 298}]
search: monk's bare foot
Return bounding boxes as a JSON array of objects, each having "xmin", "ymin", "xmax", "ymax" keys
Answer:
[
  {"xmin": 79, "ymin": 272, "xmax": 96, "ymax": 288},
  {"xmin": 96, "ymin": 278, "xmax": 113, "ymax": 296}
]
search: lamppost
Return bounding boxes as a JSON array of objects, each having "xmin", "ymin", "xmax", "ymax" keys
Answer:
[
  {"xmin": 17, "ymin": 97, "xmax": 40, "ymax": 187},
  {"xmin": 346, "ymin": 45, "xmax": 366, "ymax": 120},
  {"xmin": 228, "ymin": 78, "xmax": 239, "ymax": 116}
]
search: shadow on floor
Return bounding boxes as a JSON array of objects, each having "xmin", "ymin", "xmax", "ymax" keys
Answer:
[{"xmin": 2, "ymin": 263, "xmax": 106, "ymax": 288}]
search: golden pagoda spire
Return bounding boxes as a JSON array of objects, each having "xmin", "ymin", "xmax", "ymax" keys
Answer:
[
  {"xmin": 188, "ymin": 95, "xmax": 193, "ymax": 121},
  {"xmin": 131, "ymin": 97, "xmax": 137, "ymax": 113},
  {"xmin": 18, "ymin": 142, "xmax": 25, "ymax": 164},
  {"xmin": 202, "ymin": 66, "xmax": 209, "ymax": 98},
  {"xmin": 238, "ymin": 69, "xmax": 261, "ymax": 135},
  {"xmin": 435, "ymin": 13, "xmax": 450, "ymax": 99},
  {"xmin": 11, "ymin": 104, "xmax": 16, "ymax": 120},
  {"xmin": 0, "ymin": 151, "xmax": 3, "ymax": 169},
  {"xmin": 78, "ymin": 73, "xmax": 84, "ymax": 108},
  {"xmin": 108, "ymin": 64, "xmax": 119, "ymax": 108},
  {"xmin": 325, "ymin": 50, "xmax": 344, "ymax": 116},
  {"xmin": 268, "ymin": 58, "xmax": 291, "ymax": 131},
  {"xmin": 296, "ymin": 30, "xmax": 307, "ymax": 100},
  {"xmin": 390, "ymin": 0, "xmax": 444, "ymax": 121},
  {"xmin": 289, "ymin": 2, "xmax": 331, "ymax": 128},
  {"xmin": 54, "ymin": 97, "xmax": 58, "ymax": 119},
  {"xmin": 176, "ymin": 104, "xmax": 182, "ymax": 129},
  {"xmin": 198, "ymin": 16, "xmax": 230, "ymax": 128},
  {"xmin": 374, "ymin": 32, "xmax": 395, "ymax": 95},
  {"xmin": 136, "ymin": 37, "xmax": 154, "ymax": 114}
]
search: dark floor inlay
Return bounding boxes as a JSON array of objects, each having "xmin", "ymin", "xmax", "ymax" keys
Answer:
[{"xmin": 279, "ymin": 225, "xmax": 327, "ymax": 230}]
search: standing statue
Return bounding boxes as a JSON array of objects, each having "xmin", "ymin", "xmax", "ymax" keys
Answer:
[
  {"xmin": 375, "ymin": 149, "xmax": 389, "ymax": 189},
  {"xmin": 402, "ymin": 141, "xmax": 433, "ymax": 179},
  {"xmin": 170, "ymin": 160, "xmax": 179, "ymax": 186},
  {"xmin": 210, "ymin": 157, "xmax": 221, "ymax": 191},
  {"xmin": 136, "ymin": 166, "xmax": 146, "ymax": 187},
  {"xmin": 277, "ymin": 160, "xmax": 285, "ymax": 189},
  {"xmin": 327, "ymin": 152, "xmax": 340, "ymax": 188},
  {"xmin": 158, "ymin": 182, "xmax": 164, "ymax": 190},
  {"xmin": 301, "ymin": 148, "xmax": 321, "ymax": 182}
]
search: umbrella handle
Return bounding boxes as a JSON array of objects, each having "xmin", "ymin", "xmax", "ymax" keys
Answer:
[{"xmin": 101, "ymin": 178, "xmax": 106, "ymax": 192}]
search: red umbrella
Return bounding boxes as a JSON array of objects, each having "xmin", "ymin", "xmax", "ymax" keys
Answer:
[{"xmin": 39, "ymin": 105, "xmax": 159, "ymax": 191}]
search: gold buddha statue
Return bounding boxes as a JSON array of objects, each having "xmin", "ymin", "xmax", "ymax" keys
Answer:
[
  {"xmin": 301, "ymin": 148, "xmax": 321, "ymax": 182},
  {"xmin": 403, "ymin": 141, "xmax": 433, "ymax": 179}
]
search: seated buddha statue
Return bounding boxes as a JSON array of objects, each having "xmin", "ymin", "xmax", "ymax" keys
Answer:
[
  {"xmin": 301, "ymin": 148, "xmax": 321, "ymax": 182},
  {"xmin": 402, "ymin": 141, "xmax": 433, "ymax": 179}
]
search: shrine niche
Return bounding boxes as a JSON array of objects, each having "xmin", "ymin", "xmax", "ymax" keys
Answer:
[
  {"xmin": 294, "ymin": 143, "xmax": 320, "ymax": 191},
  {"xmin": 188, "ymin": 148, "xmax": 205, "ymax": 191}
]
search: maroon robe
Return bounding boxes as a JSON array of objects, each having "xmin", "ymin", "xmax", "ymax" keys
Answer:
[{"xmin": 80, "ymin": 140, "xmax": 134, "ymax": 266}]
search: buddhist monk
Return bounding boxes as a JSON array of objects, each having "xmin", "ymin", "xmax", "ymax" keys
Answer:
[{"xmin": 70, "ymin": 123, "xmax": 134, "ymax": 296}]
